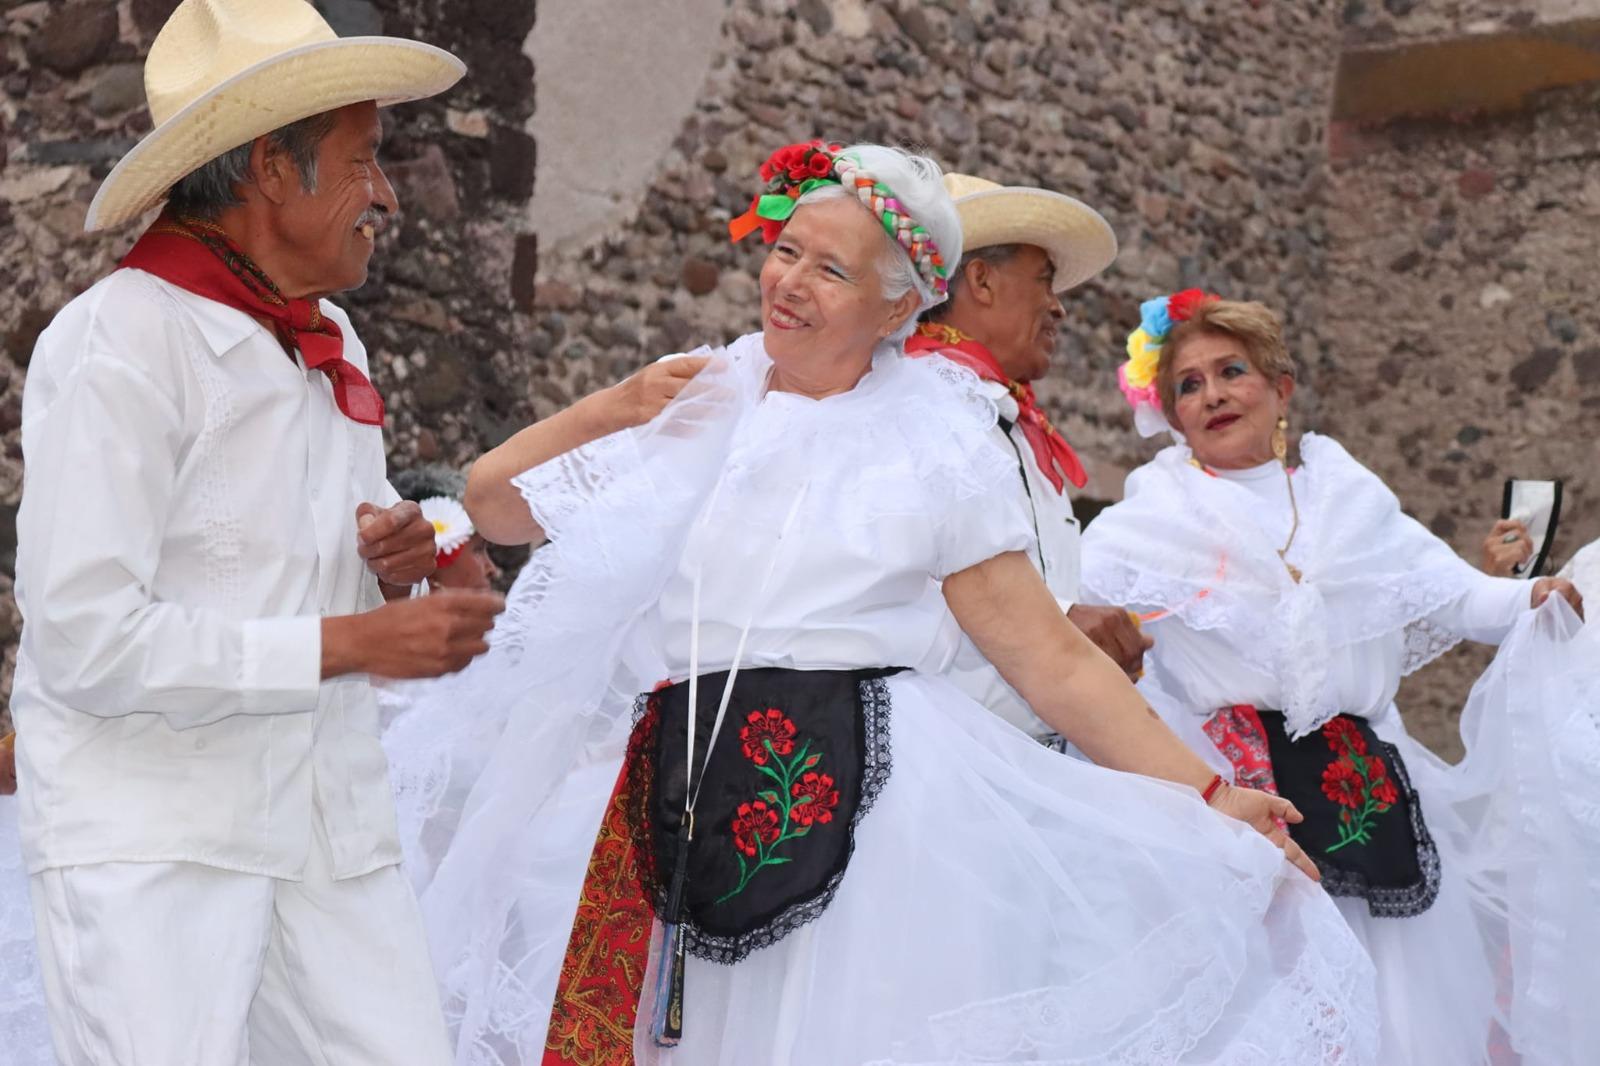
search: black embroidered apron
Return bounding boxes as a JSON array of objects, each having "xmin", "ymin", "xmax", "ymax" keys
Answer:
[
  {"xmin": 1254, "ymin": 710, "xmax": 1441, "ymax": 918},
  {"xmin": 630, "ymin": 666, "xmax": 898, "ymax": 964}
]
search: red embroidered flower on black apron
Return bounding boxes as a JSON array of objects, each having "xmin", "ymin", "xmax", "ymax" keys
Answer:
[
  {"xmin": 1319, "ymin": 717, "xmax": 1398, "ymax": 852},
  {"xmin": 718, "ymin": 710, "xmax": 841, "ymax": 904}
]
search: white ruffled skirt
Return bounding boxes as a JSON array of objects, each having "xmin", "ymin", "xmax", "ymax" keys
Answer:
[{"xmin": 400, "ymin": 670, "xmax": 1380, "ymax": 1065}]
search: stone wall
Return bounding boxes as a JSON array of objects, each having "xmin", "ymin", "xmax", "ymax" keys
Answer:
[{"xmin": 1323, "ymin": 3, "xmax": 1600, "ymax": 756}]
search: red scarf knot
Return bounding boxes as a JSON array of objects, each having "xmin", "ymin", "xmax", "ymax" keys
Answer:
[
  {"xmin": 906, "ymin": 323, "xmax": 1088, "ymax": 493},
  {"xmin": 119, "ymin": 214, "xmax": 386, "ymax": 427}
]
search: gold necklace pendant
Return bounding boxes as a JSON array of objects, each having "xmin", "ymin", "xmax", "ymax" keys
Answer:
[{"xmin": 1279, "ymin": 552, "xmax": 1303, "ymax": 583}]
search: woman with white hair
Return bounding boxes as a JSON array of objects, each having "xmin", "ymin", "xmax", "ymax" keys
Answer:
[{"xmin": 386, "ymin": 142, "xmax": 1377, "ymax": 1064}]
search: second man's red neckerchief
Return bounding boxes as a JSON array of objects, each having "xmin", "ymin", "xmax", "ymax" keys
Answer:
[
  {"xmin": 906, "ymin": 322, "xmax": 1088, "ymax": 493},
  {"xmin": 120, "ymin": 214, "xmax": 386, "ymax": 426}
]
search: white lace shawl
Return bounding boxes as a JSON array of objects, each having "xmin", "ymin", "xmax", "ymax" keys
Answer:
[{"xmin": 1081, "ymin": 433, "xmax": 1483, "ymax": 737}]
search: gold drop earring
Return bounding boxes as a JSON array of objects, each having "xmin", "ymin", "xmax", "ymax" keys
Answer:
[{"xmin": 1274, "ymin": 414, "xmax": 1302, "ymax": 582}]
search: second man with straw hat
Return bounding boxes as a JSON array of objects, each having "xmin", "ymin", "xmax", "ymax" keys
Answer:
[
  {"xmin": 909, "ymin": 172, "xmax": 1152, "ymax": 749},
  {"xmin": 11, "ymin": 1, "xmax": 500, "ymax": 1062}
]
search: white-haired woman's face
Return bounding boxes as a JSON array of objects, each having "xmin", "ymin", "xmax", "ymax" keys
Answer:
[{"xmin": 759, "ymin": 198, "xmax": 920, "ymax": 377}]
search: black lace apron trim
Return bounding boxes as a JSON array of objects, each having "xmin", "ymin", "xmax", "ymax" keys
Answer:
[
  {"xmin": 1255, "ymin": 710, "xmax": 1442, "ymax": 918},
  {"xmin": 628, "ymin": 666, "xmax": 898, "ymax": 964}
]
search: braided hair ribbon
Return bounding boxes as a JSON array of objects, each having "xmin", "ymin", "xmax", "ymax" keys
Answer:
[{"xmin": 728, "ymin": 140, "xmax": 950, "ymax": 296}]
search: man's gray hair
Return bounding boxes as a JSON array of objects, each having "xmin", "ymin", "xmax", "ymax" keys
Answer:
[
  {"xmin": 166, "ymin": 110, "xmax": 339, "ymax": 219},
  {"xmin": 922, "ymin": 243, "xmax": 1025, "ymax": 322}
]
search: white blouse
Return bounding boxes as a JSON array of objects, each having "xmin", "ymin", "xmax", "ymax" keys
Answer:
[{"xmin": 648, "ymin": 349, "xmax": 1032, "ymax": 682}]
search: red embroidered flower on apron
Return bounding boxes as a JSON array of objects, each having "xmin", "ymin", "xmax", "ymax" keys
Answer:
[
  {"xmin": 730, "ymin": 800, "xmax": 782, "ymax": 858},
  {"xmin": 739, "ymin": 708, "xmax": 797, "ymax": 765},
  {"xmin": 1319, "ymin": 716, "xmax": 1397, "ymax": 852},
  {"xmin": 789, "ymin": 772, "xmax": 840, "ymax": 827}
]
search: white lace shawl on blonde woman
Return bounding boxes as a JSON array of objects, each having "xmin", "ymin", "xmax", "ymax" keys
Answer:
[{"xmin": 1080, "ymin": 432, "xmax": 1485, "ymax": 738}]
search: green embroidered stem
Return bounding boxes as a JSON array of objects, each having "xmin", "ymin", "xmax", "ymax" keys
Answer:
[{"xmin": 716, "ymin": 738, "xmax": 821, "ymax": 903}]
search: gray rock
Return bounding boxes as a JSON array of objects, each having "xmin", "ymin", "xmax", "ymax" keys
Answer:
[
  {"xmin": 1509, "ymin": 348, "xmax": 1562, "ymax": 393},
  {"xmin": 387, "ymin": 145, "xmax": 460, "ymax": 222},
  {"xmin": 313, "ymin": 0, "xmax": 384, "ymax": 37},
  {"xmin": 29, "ymin": 138, "xmax": 134, "ymax": 166},
  {"xmin": 26, "ymin": 2, "xmax": 119, "ymax": 76},
  {"xmin": 795, "ymin": 0, "xmax": 831, "ymax": 37},
  {"xmin": 1545, "ymin": 310, "xmax": 1580, "ymax": 344},
  {"xmin": 90, "ymin": 64, "xmax": 146, "ymax": 117}
]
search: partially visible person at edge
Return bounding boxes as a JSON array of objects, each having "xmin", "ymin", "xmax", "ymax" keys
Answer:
[
  {"xmin": 5, "ymin": 1, "xmax": 501, "ymax": 1063},
  {"xmin": 385, "ymin": 139, "xmax": 1377, "ymax": 1065},
  {"xmin": 906, "ymin": 172, "xmax": 1151, "ymax": 752},
  {"xmin": 393, "ymin": 464, "xmax": 505, "ymax": 592},
  {"xmin": 1079, "ymin": 293, "xmax": 1589, "ymax": 1064}
]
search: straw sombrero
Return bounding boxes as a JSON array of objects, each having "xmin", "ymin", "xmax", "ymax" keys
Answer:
[
  {"xmin": 943, "ymin": 173, "xmax": 1118, "ymax": 293},
  {"xmin": 85, "ymin": 0, "xmax": 466, "ymax": 232}
]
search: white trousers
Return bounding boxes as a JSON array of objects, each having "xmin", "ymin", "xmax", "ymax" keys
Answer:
[{"xmin": 29, "ymin": 816, "xmax": 452, "ymax": 1066}]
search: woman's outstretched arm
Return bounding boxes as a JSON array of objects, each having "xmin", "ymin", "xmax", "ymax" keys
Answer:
[
  {"xmin": 466, "ymin": 356, "xmax": 710, "ymax": 545},
  {"xmin": 944, "ymin": 550, "xmax": 1320, "ymax": 880}
]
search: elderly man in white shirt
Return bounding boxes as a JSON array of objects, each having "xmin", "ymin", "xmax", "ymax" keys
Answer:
[
  {"xmin": 11, "ymin": 2, "xmax": 500, "ymax": 1064},
  {"xmin": 907, "ymin": 174, "xmax": 1151, "ymax": 748}
]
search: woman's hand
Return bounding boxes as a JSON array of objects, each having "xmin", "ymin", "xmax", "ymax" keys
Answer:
[
  {"xmin": 1208, "ymin": 781, "xmax": 1321, "ymax": 881},
  {"xmin": 1531, "ymin": 576, "xmax": 1584, "ymax": 618},
  {"xmin": 596, "ymin": 356, "xmax": 711, "ymax": 433},
  {"xmin": 1481, "ymin": 518, "xmax": 1533, "ymax": 577}
]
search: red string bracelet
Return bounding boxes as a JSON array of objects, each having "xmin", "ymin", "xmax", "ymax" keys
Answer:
[{"xmin": 1201, "ymin": 774, "xmax": 1227, "ymax": 805}]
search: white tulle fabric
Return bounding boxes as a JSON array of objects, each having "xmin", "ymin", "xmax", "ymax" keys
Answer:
[
  {"xmin": 385, "ymin": 337, "xmax": 1379, "ymax": 1065},
  {"xmin": 0, "ymin": 797, "xmax": 52, "ymax": 1065},
  {"xmin": 1081, "ymin": 434, "xmax": 1495, "ymax": 738}
]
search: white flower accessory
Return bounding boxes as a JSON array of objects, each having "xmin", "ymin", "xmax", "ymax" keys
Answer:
[{"xmin": 419, "ymin": 495, "xmax": 474, "ymax": 566}]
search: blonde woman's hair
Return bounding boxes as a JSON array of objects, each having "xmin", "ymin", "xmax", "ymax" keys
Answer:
[{"xmin": 1156, "ymin": 299, "xmax": 1296, "ymax": 418}]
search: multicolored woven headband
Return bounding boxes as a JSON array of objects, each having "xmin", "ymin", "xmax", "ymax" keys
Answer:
[
  {"xmin": 1118, "ymin": 288, "xmax": 1220, "ymax": 430},
  {"xmin": 729, "ymin": 139, "xmax": 951, "ymax": 296}
]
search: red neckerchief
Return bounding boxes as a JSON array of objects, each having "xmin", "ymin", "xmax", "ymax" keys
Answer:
[
  {"xmin": 906, "ymin": 322, "xmax": 1087, "ymax": 492},
  {"xmin": 120, "ymin": 214, "xmax": 386, "ymax": 426}
]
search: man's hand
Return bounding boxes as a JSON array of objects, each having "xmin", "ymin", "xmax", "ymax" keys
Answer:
[
  {"xmin": 1481, "ymin": 518, "xmax": 1533, "ymax": 577},
  {"xmin": 1066, "ymin": 604, "xmax": 1153, "ymax": 679},
  {"xmin": 356, "ymin": 501, "xmax": 437, "ymax": 588},
  {"xmin": 321, "ymin": 590, "xmax": 505, "ymax": 680},
  {"xmin": 0, "ymin": 733, "xmax": 15, "ymax": 796}
]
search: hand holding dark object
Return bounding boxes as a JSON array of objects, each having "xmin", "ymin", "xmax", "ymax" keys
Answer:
[
  {"xmin": 1531, "ymin": 576, "xmax": 1584, "ymax": 619},
  {"xmin": 0, "ymin": 733, "xmax": 15, "ymax": 796},
  {"xmin": 599, "ymin": 355, "xmax": 712, "ymax": 432},
  {"xmin": 1481, "ymin": 519, "xmax": 1533, "ymax": 577},
  {"xmin": 1209, "ymin": 780, "xmax": 1321, "ymax": 882},
  {"xmin": 1066, "ymin": 604, "xmax": 1154, "ymax": 679},
  {"xmin": 356, "ymin": 501, "xmax": 437, "ymax": 587},
  {"xmin": 321, "ymin": 590, "xmax": 505, "ymax": 680}
]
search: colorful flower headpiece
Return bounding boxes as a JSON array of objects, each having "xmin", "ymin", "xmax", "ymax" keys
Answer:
[
  {"xmin": 1118, "ymin": 288, "xmax": 1219, "ymax": 437},
  {"xmin": 419, "ymin": 495, "xmax": 474, "ymax": 570},
  {"xmin": 728, "ymin": 139, "xmax": 951, "ymax": 296}
]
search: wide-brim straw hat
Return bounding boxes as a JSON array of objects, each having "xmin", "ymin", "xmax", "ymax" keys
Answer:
[
  {"xmin": 86, "ymin": 0, "xmax": 466, "ymax": 232},
  {"xmin": 944, "ymin": 173, "xmax": 1118, "ymax": 293}
]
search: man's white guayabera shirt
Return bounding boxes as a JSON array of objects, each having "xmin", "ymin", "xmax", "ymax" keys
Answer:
[
  {"xmin": 945, "ymin": 376, "xmax": 1083, "ymax": 739},
  {"xmin": 13, "ymin": 268, "xmax": 401, "ymax": 880}
]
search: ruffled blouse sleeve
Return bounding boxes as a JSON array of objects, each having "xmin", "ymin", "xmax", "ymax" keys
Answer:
[{"xmin": 898, "ymin": 356, "xmax": 1033, "ymax": 579}]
